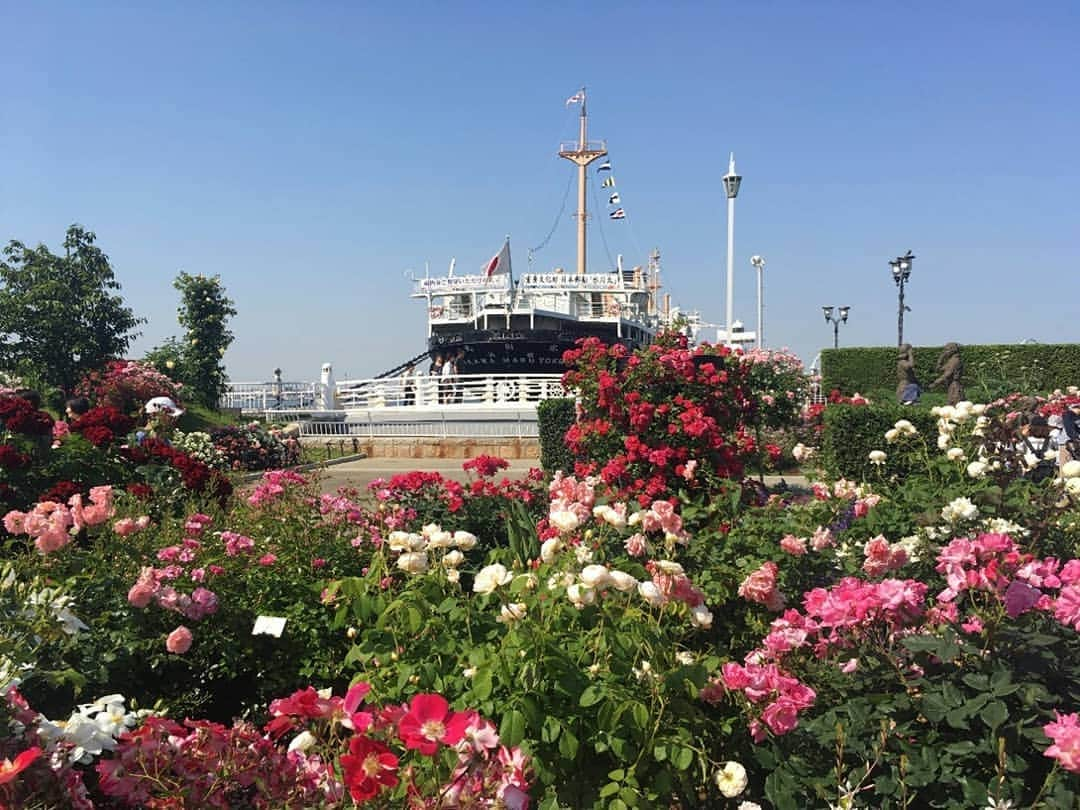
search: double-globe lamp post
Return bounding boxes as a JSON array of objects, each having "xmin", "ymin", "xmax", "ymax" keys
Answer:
[
  {"xmin": 889, "ymin": 250, "xmax": 915, "ymax": 347},
  {"xmin": 822, "ymin": 306, "xmax": 851, "ymax": 349}
]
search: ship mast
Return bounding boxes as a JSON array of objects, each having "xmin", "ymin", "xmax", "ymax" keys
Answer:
[{"xmin": 558, "ymin": 89, "xmax": 607, "ymax": 275}]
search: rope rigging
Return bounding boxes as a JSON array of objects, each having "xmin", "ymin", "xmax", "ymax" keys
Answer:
[
  {"xmin": 373, "ymin": 348, "xmax": 435, "ymax": 380},
  {"xmin": 528, "ymin": 167, "xmax": 575, "ymax": 268}
]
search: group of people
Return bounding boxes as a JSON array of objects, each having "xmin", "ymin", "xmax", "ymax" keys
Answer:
[{"xmin": 398, "ymin": 350, "xmax": 467, "ymax": 405}]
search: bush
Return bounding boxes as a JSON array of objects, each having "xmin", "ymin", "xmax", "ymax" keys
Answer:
[
  {"xmin": 75, "ymin": 359, "xmax": 183, "ymax": 416},
  {"xmin": 537, "ymin": 398, "xmax": 576, "ymax": 474},
  {"xmin": 820, "ymin": 404, "xmax": 937, "ymax": 481}
]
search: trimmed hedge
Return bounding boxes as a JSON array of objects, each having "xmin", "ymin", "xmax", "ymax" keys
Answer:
[
  {"xmin": 537, "ymin": 397, "xmax": 576, "ymax": 474},
  {"xmin": 820, "ymin": 404, "xmax": 938, "ymax": 482},
  {"xmin": 821, "ymin": 343, "xmax": 1080, "ymax": 401}
]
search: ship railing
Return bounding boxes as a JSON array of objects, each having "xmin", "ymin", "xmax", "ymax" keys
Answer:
[
  {"xmin": 223, "ymin": 382, "xmax": 320, "ymax": 412},
  {"xmin": 335, "ymin": 373, "xmax": 566, "ymax": 410}
]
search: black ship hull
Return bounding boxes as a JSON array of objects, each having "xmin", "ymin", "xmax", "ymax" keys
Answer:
[{"xmin": 427, "ymin": 326, "xmax": 644, "ymax": 375}]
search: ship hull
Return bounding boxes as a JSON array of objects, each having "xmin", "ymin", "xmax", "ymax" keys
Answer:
[{"xmin": 427, "ymin": 325, "xmax": 644, "ymax": 374}]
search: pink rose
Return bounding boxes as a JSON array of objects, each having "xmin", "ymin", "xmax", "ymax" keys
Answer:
[{"xmin": 166, "ymin": 626, "xmax": 193, "ymax": 654}]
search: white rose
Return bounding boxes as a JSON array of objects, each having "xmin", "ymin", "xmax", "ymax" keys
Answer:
[
  {"xmin": 442, "ymin": 550, "xmax": 465, "ymax": 568},
  {"xmin": 445, "ymin": 569, "xmax": 461, "ymax": 584},
  {"xmin": 971, "ymin": 403, "xmax": 987, "ymax": 415},
  {"xmin": 946, "ymin": 447, "xmax": 965, "ymax": 461},
  {"xmin": 655, "ymin": 560, "xmax": 685, "ymax": 576},
  {"xmin": 462, "ymin": 666, "xmax": 476, "ymax": 679},
  {"xmin": 967, "ymin": 460, "xmax": 988, "ymax": 479},
  {"xmin": 473, "ymin": 564, "xmax": 512, "ymax": 594},
  {"xmin": 426, "ymin": 530, "xmax": 454, "ymax": 549},
  {"xmin": 387, "ymin": 531, "xmax": 413, "ymax": 552},
  {"xmin": 498, "ymin": 603, "xmax": 528, "ymax": 623},
  {"xmin": 937, "ymin": 433, "xmax": 951, "ymax": 450},
  {"xmin": 453, "ymin": 531, "xmax": 478, "ymax": 550},
  {"xmin": 579, "ymin": 564, "xmax": 611, "ymax": 589},
  {"xmin": 675, "ymin": 651, "xmax": 695, "ymax": 666},
  {"xmin": 1061, "ymin": 460, "xmax": 1080, "ymax": 479},
  {"xmin": 566, "ymin": 583, "xmax": 595, "ymax": 608},
  {"xmin": 421, "ymin": 522, "xmax": 442, "ymax": 538},
  {"xmin": 1065, "ymin": 477, "xmax": 1080, "ymax": 496},
  {"xmin": 884, "ymin": 428, "xmax": 899, "ymax": 443},
  {"xmin": 574, "ymin": 545, "xmax": 594, "ymax": 564},
  {"xmin": 607, "ymin": 570, "xmax": 639, "ymax": 592},
  {"xmin": 690, "ymin": 604, "xmax": 713, "ymax": 629},
  {"xmin": 540, "ymin": 537, "xmax": 563, "ymax": 563},
  {"xmin": 868, "ymin": 450, "xmax": 886, "ymax": 465},
  {"xmin": 396, "ymin": 552, "xmax": 429, "ymax": 574},
  {"xmin": 638, "ymin": 581, "xmax": 664, "ymax": 607},
  {"xmin": 549, "ymin": 509, "xmax": 580, "ymax": 534},
  {"xmin": 288, "ymin": 730, "xmax": 317, "ymax": 752},
  {"xmin": 715, "ymin": 761, "xmax": 748, "ymax": 798}
]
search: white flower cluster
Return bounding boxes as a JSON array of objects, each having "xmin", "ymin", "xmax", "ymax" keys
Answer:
[
  {"xmin": 25, "ymin": 587, "xmax": 89, "ymax": 635},
  {"xmin": 172, "ymin": 430, "xmax": 227, "ymax": 469},
  {"xmin": 941, "ymin": 496, "xmax": 979, "ymax": 524},
  {"xmin": 792, "ymin": 443, "xmax": 815, "ymax": 462},
  {"xmin": 36, "ymin": 694, "xmax": 148, "ymax": 764},
  {"xmin": 931, "ymin": 401, "xmax": 986, "ymax": 449},
  {"xmin": 390, "ymin": 524, "xmax": 478, "ymax": 582},
  {"xmin": 884, "ymin": 419, "xmax": 919, "ymax": 443}
]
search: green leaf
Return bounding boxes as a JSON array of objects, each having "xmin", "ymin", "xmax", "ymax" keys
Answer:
[
  {"xmin": 981, "ymin": 700, "xmax": 1008, "ymax": 730},
  {"xmin": 671, "ymin": 744, "xmax": 694, "ymax": 770},
  {"xmin": 500, "ymin": 709, "xmax": 526, "ymax": 747},
  {"xmin": 580, "ymin": 685, "xmax": 604, "ymax": 708},
  {"xmin": 922, "ymin": 692, "xmax": 949, "ymax": 723},
  {"xmin": 558, "ymin": 727, "xmax": 579, "ymax": 760},
  {"xmin": 599, "ymin": 782, "xmax": 621, "ymax": 798},
  {"xmin": 473, "ymin": 668, "xmax": 493, "ymax": 701},
  {"xmin": 629, "ymin": 702, "xmax": 649, "ymax": 732}
]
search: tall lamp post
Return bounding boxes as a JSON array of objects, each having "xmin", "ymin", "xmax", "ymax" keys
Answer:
[
  {"xmin": 822, "ymin": 306, "xmax": 850, "ymax": 349},
  {"xmin": 722, "ymin": 153, "xmax": 741, "ymax": 345},
  {"xmin": 889, "ymin": 250, "xmax": 915, "ymax": 347},
  {"xmin": 750, "ymin": 255, "xmax": 765, "ymax": 349}
]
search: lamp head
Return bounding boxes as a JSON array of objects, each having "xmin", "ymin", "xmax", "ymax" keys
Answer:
[
  {"xmin": 750, "ymin": 255, "xmax": 765, "ymax": 269},
  {"xmin": 839, "ymin": 306, "xmax": 851, "ymax": 322},
  {"xmin": 822, "ymin": 305, "xmax": 834, "ymax": 322}
]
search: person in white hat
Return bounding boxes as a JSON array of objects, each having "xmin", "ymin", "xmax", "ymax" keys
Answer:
[{"xmin": 138, "ymin": 396, "xmax": 185, "ymax": 443}]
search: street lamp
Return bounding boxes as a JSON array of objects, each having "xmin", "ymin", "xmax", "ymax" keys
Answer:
[
  {"xmin": 722, "ymin": 153, "xmax": 741, "ymax": 345},
  {"xmin": 750, "ymin": 255, "xmax": 765, "ymax": 349},
  {"xmin": 889, "ymin": 250, "xmax": 915, "ymax": 347},
  {"xmin": 823, "ymin": 305, "xmax": 851, "ymax": 349}
]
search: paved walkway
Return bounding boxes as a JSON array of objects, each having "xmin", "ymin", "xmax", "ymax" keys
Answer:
[{"xmin": 312, "ymin": 456, "xmax": 807, "ymax": 495}]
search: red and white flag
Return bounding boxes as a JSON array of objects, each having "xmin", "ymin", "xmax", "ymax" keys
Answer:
[
  {"xmin": 483, "ymin": 241, "xmax": 512, "ymax": 277},
  {"xmin": 565, "ymin": 90, "xmax": 585, "ymax": 107}
]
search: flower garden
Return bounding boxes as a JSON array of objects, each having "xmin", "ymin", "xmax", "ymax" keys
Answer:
[{"xmin": 2, "ymin": 338, "xmax": 1080, "ymax": 809}]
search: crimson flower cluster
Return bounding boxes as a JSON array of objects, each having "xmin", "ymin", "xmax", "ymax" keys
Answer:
[
  {"xmin": 75, "ymin": 359, "xmax": 182, "ymax": 415},
  {"xmin": 70, "ymin": 406, "xmax": 134, "ymax": 447},
  {"xmin": 0, "ymin": 395, "xmax": 53, "ymax": 436},
  {"xmin": 562, "ymin": 334, "xmax": 758, "ymax": 502},
  {"xmin": 122, "ymin": 438, "xmax": 232, "ymax": 500}
]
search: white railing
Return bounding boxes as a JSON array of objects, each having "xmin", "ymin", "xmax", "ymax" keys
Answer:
[
  {"xmin": 224, "ymin": 373, "xmax": 567, "ymax": 415},
  {"xmin": 223, "ymin": 382, "xmax": 320, "ymax": 412},
  {"xmin": 335, "ymin": 373, "xmax": 565, "ymax": 410}
]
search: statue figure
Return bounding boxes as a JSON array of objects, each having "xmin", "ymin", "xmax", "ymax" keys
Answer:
[
  {"xmin": 931, "ymin": 342, "xmax": 965, "ymax": 405},
  {"xmin": 896, "ymin": 343, "xmax": 921, "ymax": 404}
]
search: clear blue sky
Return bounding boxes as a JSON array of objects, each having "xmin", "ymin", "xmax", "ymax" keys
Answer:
[{"xmin": 2, "ymin": 1, "xmax": 1077, "ymax": 382}]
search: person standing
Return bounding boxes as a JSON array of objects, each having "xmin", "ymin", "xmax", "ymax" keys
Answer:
[
  {"xmin": 401, "ymin": 363, "xmax": 416, "ymax": 406},
  {"xmin": 441, "ymin": 351, "xmax": 455, "ymax": 405}
]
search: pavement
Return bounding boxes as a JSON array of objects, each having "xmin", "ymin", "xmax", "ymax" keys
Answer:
[{"xmin": 309, "ymin": 456, "xmax": 807, "ymax": 495}]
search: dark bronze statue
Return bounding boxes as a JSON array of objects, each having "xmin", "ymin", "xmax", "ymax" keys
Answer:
[
  {"xmin": 931, "ymin": 342, "xmax": 965, "ymax": 405},
  {"xmin": 896, "ymin": 343, "xmax": 921, "ymax": 404}
]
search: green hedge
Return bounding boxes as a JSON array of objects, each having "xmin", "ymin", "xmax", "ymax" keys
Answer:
[
  {"xmin": 820, "ymin": 404, "xmax": 938, "ymax": 482},
  {"xmin": 821, "ymin": 343, "xmax": 1080, "ymax": 401},
  {"xmin": 537, "ymin": 397, "xmax": 576, "ymax": 474}
]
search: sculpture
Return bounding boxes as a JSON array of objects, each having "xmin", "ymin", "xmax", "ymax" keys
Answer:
[
  {"xmin": 931, "ymin": 342, "xmax": 965, "ymax": 405},
  {"xmin": 896, "ymin": 343, "xmax": 921, "ymax": 404}
]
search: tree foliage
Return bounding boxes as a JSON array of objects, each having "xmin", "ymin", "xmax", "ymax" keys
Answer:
[
  {"xmin": 0, "ymin": 225, "xmax": 143, "ymax": 393},
  {"xmin": 150, "ymin": 273, "xmax": 237, "ymax": 409}
]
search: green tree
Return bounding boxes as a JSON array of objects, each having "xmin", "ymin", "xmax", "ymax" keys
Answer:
[
  {"xmin": 172, "ymin": 272, "xmax": 237, "ymax": 408},
  {"xmin": 0, "ymin": 225, "xmax": 143, "ymax": 393}
]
